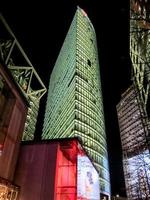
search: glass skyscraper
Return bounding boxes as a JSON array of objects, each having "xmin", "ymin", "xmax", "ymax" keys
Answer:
[
  {"xmin": 116, "ymin": 1, "xmax": 150, "ymax": 199},
  {"xmin": 117, "ymin": 85, "xmax": 150, "ymax": 200},
  {"xmin": 42, "ymin": 6, "xmax": 110, "ymax": 197},
  {"xmin": 115, "ymin": 1, "xmax": 150, "ymax": 199}
]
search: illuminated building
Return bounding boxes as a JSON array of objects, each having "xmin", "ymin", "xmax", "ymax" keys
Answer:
[
  {"xmin": 14, "ymin": 138, "xmax": 100, "ymax": 200},
  {"xmin": 0, "ymin": 60, "xmax": 28, "ymax": 199},
  {"xmin": 117, "ymin": 85, "xmax": 150, "ymax": 199},
  {"xmin": 42, "ymin": 6, "xmax": 110, "ymax": 198},
  {"xmin": 116, "ymin": 1, "xmax": 150, "ymax": 198},
  {"xmin": 130, "ymin": 0, "xmax": 150, "ymax": 117},
  {"xmin": 0, "ymin": 14, "xmax": 47, "ymax": 141}
]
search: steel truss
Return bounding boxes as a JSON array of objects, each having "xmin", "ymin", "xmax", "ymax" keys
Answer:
[{"xmin": 0, "ymin": 14, "xmax": 47, "ymax": 140}]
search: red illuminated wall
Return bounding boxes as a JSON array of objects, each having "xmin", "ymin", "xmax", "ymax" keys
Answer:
[
  {"xmin": 14, "ymin": 139, "xmax": 96, "ymax": 200},
  {"xmin": 14, "ymin": 139, "xmax": 80, "ymax": 200},
  {"xmin": 0, "ymin": 63, "xmax": 28, "ymax": 181},
  {"xmin": 55, "ymin": 140, "xmax": 78, "ymax": 200}
]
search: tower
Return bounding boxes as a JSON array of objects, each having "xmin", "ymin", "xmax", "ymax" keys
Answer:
[
  {"xmin": 116, "ymin": 85, "xmax": 150, "ymax": 199},
  {"xmin": 42, "ymin": 7, "xmax": 110, "ymax": 197},
  {"xmin": 116, "ymin": 1, "xmax": 150, "ymax": 199},
  {"xmin": 130, "ymin": 0, "xmax": 150, "ymax": 120}
]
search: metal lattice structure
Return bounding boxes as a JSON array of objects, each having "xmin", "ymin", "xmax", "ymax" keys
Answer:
[
  {"xmin": 0, "ymin": 14, "xmax": 47, "ymax": 141},
  {"xmin": 130, "ymin": 0, "xmax": 150, "ymax": 149},
  {"xmin": 130, "ymin": 0, "xmax": 150, "ymax": 115},
  {"xmin": 116, "ymin": 1, "xmax": 150, "ymax": 199}
]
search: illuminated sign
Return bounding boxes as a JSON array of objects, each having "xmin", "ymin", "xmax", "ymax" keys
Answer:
[{"xmin": 77, "ymin": 154, "xmax": 100, "ymax": 200}]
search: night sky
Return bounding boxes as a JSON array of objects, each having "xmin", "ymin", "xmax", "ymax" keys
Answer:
[{"xmin": 1, "ymin": 0, "xmax": 132, "ymax": 196}]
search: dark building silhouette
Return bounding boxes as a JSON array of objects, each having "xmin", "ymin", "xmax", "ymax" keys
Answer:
[
  {"xmin": 0, "ymin": 61, "xmax": 28, "ymax": 199},
  {"xmin": 0, "ymin": 14, "xmax": 46, "ymax": 199}
]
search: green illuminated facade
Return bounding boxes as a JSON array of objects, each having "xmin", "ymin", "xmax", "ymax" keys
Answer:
[{"xmin": 42, "ymin": 7, "xmax": 110, "ymax": 196}]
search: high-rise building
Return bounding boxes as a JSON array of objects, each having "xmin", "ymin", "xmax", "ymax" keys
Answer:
[
  {"xmin": 42, "ymin": 6, "xmax": 110, "ymax": 198},
  {"xmin": 130, "ymin": 0, "xmax": 150, "ymax": 116},
  {"xmin": 116, "ymin": 1, "xmax": 150, "ymax": 199},
  {"xmin": 0, "ymin": 14, "xmax": 47, "ymax": 141},
  {"xmin": 116, "ymin": 85, "xmax": 150, "ymax": 199}
]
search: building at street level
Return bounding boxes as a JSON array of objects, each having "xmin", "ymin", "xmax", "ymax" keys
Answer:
[
  {"xmin": 14, "ymin": 138, "xmax": 100, "ymax": 200},
  {"xmin": 0, "ymin": 14, "xmax": 47, "ymax": 141},
  {"xmin": 42, "ymin": 6, "xmax": 110, "ymax": 198}
]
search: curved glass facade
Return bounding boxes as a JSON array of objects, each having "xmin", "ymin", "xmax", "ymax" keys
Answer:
[{"xmin": 42, "ymin": 7, "xmax": 110, "ymax": 196}]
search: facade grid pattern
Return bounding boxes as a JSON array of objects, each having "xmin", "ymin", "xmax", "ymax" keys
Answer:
[{"xmin": 42, "ymin": 7, "xmax": 110, "ymax": 196}]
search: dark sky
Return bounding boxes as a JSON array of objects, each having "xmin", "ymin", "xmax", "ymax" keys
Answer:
[{"xmin": 1, "ymin": 0, "xmax": 131, "ymax": 196}]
